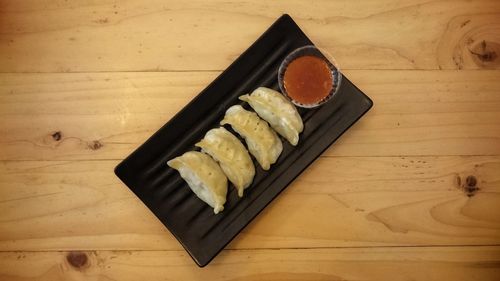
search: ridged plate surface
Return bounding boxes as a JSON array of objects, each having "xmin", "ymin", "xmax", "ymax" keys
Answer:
[{"xmin": 115, "ymin": 14, "xmax": 373, "ymax": 267}]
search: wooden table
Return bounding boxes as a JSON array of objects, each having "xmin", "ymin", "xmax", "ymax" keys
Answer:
[{"xmin": 1, "ymin": 0, "xmax": 499, "ymax": 280}]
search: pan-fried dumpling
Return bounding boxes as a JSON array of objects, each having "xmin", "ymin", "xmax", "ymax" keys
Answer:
[
  {"xmin": 239, "ymin": 87, "xmax": 304, "ymax": 146},
  {"xmin": 220, "ymin": 105, "xmax": 282, "ymax": 170},
  {"xmin": 196, "ymin": 127, "xmax": 255, "ymax": 197},
  {"xmin": 167, "ymin": 151, "xmax": 227, "ymax": 214}
]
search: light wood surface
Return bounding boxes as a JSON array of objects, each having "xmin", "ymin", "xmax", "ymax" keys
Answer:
[
  {"xmin": 1, "ymin": 0, "xmax": 499, "ymax": 279},
  {"xmin": 1, "ymin": 247, "xmax": 499, "ymax": 281},
  {"xmin": 1, "ymin": 0, "xmax": 500, "ymax": 72},
  {"xmin": 1, "ymin": 70, "xmax": 499, "ymax": 160},
  {"xmin": 0, "ymin": 156, "xmax": 499, "ymax": 252}
]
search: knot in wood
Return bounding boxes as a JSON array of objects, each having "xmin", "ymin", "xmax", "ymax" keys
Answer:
[{"xmin": 66, "ymin": 251, "xmax": 88, "ymax": 269}]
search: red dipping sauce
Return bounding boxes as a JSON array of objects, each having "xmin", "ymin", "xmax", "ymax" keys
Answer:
[{"xmin": 283, "ymin": 55, "xmax": 333, "ymax": 106}]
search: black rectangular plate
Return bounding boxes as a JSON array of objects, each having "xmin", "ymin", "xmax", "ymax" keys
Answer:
[{"xmin": 115, "ymin": 14, "xmax": 373, "ymax": 267}]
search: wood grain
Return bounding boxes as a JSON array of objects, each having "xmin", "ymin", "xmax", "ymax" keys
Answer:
[
  {"xmin": 1, "ymin": 70, "xmax": 499, "ymax": 161},
  {"xmin": 2, "ymin": 0, "xmax": 500, "ymax": 277},
  {"xmin": 0, "ymin": 247, "xmax": 499, "ymax": 280},
  {"xmin": 1, "ymin": 0, "xmax": 499, "ymax": 72},
  {"xmin": 1, "ymin": 156, "xmax": 498, "ymax": 251}
]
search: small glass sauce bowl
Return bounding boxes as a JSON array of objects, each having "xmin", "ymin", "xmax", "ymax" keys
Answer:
[{"xmin": 278, "ymin": 45, "xmax": 342, "ymax": 108}]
